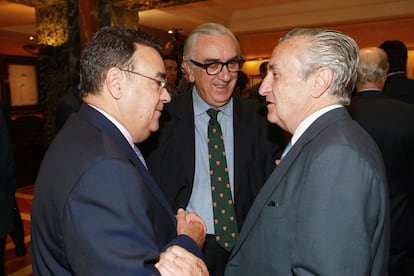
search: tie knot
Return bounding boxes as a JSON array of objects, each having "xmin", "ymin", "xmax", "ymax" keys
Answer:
[{"xmin": 207, "ymin": 108, "xmax": 219, "ymax": 120}]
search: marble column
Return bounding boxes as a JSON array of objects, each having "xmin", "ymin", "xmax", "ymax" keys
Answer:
[{"xmin": 30, "ymin": 0, "xmax": 138, "ymax": 144}]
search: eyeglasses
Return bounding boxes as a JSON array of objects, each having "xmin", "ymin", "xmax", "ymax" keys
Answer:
[
  {"xmin": 120, "ymin": 69, "xmax": 167, "ymax": 91},
  {"xmin": 190, "ymin": 59, "xmax": 244, "ymax": 75}
]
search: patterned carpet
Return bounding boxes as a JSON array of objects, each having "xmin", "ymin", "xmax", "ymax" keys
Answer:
[{"xmin": 5, "ymin": 185, "xmax": 33, "ymax": 276}]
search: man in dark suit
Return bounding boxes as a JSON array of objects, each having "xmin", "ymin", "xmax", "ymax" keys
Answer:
[
  {"xmin": 0, "ymin": 109, "xmax": 16, "ymax": 276},
  {"xmin": 348, "ymin": 47, "xmax": 414, "ymax": 276},
  {"xmin": 225, "ymin": 28, "xmax": 389, "ymax": 275},
  {"xmin": 248, "ymin": 61, "xmax": 268, "ymax": 103},
  {"xmin": 142, "ymin": 23, "xmax": 283, "ymax": 276},
  {"xmin": 0, "ymin": 105, "xmax": 26, "ymax": 276},
  {"xmin": 31, "ymin": 26, "xmax": 209, "ymax": 275},
  {"xmin": 379, "ymin": 40, "xmax": 414, "ymax": 104}
]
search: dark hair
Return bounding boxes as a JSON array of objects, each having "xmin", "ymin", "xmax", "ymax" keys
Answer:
[
  {"xmin": 235, "ymin": 70, "xmax": 249, "ymax": 92},
  {"xmin": 162, "ymin": 54, "xmax": 180, "ymax": 64},
  {"xmin": 259, "ymin": 61, "xmax": 268, "ymax": 74},
  {"xmin": 80, "ymin": 26, "xmax": 161, "ymax": 97},
  {"xmin": 379, "ymin": 40, "xmax": 408, "ymax": 73}
]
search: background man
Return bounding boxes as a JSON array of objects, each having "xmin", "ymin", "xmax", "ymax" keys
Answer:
[
  {"xmin": 348, "ymin": 47, "xmax": 414, "ymax": 276},
  {"xmin": 0, "ymin": 105, "xmax": 26, "ymax": 276},
  {"xmin": 142, "ymin": 22, "xmax": 284, "ymax": 276},
  {"xmin": 379, "ymin": 40, "xmax": 414, "ymax": 104},
  {"xmin": 248, "ymin": 61, "xmax": 268, "ymax": 103},
  {"xmin": 163, "ymin": 54, "xmax": 180, "ymax": 96}
]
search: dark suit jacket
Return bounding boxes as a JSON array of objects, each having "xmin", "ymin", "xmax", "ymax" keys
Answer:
[
  {"xmin": 383, "ymin": 73, "xmax": 414, "ymax": 104},
  {"xmin": 0, "ymin": 110, "xmax": 15, "ymax": 238},
  {"xmin": 142, "ymin": 91, "xmax": 283, "ymax": 230},
  {"xmin": 31, "ymin": 104, "xmax": 202, "ymax": 275},
  {"xmin": 348, "ymin": 90, "xmax": 414, "ymax": 250},
  {"xmin": 226, "ymin": 108, "xmax": 390, "ymax": 275}
]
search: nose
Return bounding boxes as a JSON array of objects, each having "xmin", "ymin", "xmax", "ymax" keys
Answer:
[
  {"xmin": 216, "ymin": 64, "xmax": 232, "ymax": 81},
  {"xmin": 160, "ymin": 87, "xmax": 171, "ymax": 103},
  {"xmin": 258, "ymin": 73, "xmax": 271, "ymax": 96}
]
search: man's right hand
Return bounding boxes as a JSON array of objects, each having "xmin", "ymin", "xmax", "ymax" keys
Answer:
[
  {"xmin": 176, "ymin": 208, "xmax": 206, "ymax": 248},
  {"xmin": 156, "ymin": 245, "xmax": 210, "ymax": 276}
]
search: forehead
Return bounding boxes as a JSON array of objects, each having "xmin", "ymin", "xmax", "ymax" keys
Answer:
[
  {"xmin": 192, "ymin": 33, "xmax": 238, "ymax": 60},
  {"xmin": 270, "ymin": 37, "xmax": 305, "ymax": 69},
  {"xmin": 164, "ymin": 59, "xmax": 178, "ymax": 66},
  {"xmin": 133, "ymin": 44, "xmax": 164, "ymax": 74}
]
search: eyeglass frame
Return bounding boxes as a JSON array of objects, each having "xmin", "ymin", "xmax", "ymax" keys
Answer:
[
  {"xmin": 119, "ymin": 68, "xmax": 167, "ymax": 91},
  {"xmin": 189, "ymin": 58, "xmax": 245, "ymax": 75}
]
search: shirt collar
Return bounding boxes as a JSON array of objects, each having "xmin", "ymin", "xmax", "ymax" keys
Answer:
[
  {"xmin": 291, "ymin": 104, "xmax": 342, "ymax": 145},
  {"xmin": 356, "ymin": 88, "xmax": 382, "ymax": 93},
  {"xmin": 192, "ymin": 87, "xmax": 233, "ymax": 117},
  {"xmin": 387, "ymin": 71, "xmax": 405, "ymax": 77},
  {"xmin": 88, "ymin": 104, "xmax": 135, "ymax": 149}
]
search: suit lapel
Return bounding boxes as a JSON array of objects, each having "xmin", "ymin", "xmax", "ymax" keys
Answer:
[
  {"xmin": 169, "ymin": 92, "xmax": 196, "ymax": 186},
  {"xmin": 230, "ymin": 107, "xmax": 351, "ymax": 257},
  {"xmin": 233, "ymin": 96, "xmax": 252, "ymax": 195},
  {"xmin": 79, "ymin": 104, "xmax": 175, "ymax": 218}
]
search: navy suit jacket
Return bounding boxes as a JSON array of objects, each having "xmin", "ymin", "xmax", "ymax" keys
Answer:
[
  {"xmin": 226, "ymin": 108, "xmax": 390, "ymax": 275},
  {"xmin": 31, "ymin": 104, "xmax": 201, "ymax": 275},
  {"xmin": 348, "ymin": 90, "xmax": 414, "ymax": 250},
  {"xmin": 142, "ymin": 91, "xmax": 283, "ymax": 230}
]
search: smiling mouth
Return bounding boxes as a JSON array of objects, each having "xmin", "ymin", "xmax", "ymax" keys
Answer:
[{"xmin": 214, "ymin": 82, "xmax": 230, "ymax": 88}]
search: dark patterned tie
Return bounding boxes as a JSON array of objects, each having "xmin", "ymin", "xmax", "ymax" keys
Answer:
[{"xmin": 207, "ymin": 108, "xmax": 238, "ymax": 251}]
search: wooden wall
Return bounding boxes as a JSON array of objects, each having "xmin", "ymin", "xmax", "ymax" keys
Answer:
[
  {"xmin": 1, "ymin": 16, "xmax": 414, "ymax": 77},
  {"xmin": 239, "ymin": 16, "xmax": 414, "ymax": 78},
  {"xmin": 0, "ymin": 39, "xmax": 37, "ymax": 57}
]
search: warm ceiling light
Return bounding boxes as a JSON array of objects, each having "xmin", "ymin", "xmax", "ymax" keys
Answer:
[{"xmin": 29, "ymin": 36, "xmax": 35, "ymax": 41}]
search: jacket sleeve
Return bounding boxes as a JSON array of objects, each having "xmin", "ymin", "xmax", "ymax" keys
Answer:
[{"xmin": 62, "ymin": 158, "xmax": 202, "ymax": 275}]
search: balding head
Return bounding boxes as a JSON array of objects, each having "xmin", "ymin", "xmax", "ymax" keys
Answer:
[{"xmin": 356, "ymin": 47, "xmax": 389, "ymax": 91}]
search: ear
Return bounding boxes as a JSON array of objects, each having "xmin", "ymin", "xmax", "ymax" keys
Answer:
[
  {"xmin": 183, "ymin": 60, "xmax": 195, "ymax": 83},
  {"xmin": 384, "ymin": 64, "xmax": 389, "ymax": 81},
  {"xmin": 311, "ymin": 67, "xmax": 332, "ymax": 98},
  {"xmin": 105, "ymin": 67, "xmax": 123, "ymax": 99}
]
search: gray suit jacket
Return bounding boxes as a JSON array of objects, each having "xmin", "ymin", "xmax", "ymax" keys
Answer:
[{"xmin": 226, "ymin": 108, "xmax": 390, "ymax": 276}]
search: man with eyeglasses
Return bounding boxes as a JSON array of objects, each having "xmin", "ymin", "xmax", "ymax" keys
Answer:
[
  {"xmin": 31, "ymin": 26, "xmax": 209, "ymax": 275},
  {"xmin": 142, "ymin": 22, "xmax": 284, "ymax": 276}
]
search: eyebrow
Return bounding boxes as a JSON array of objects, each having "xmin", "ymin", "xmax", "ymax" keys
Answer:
[
  {"xmin": 269, "ymin": 63, "xmax": 277, "ymax": 71},
  {"xmin": 203, "ymin": 56, "xmax": 240, "ymax": 63}
]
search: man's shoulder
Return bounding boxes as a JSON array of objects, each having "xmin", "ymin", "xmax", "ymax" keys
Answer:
[{"xmin": 385, "ymin": 74, "xmax": 414, "ymax": 88}]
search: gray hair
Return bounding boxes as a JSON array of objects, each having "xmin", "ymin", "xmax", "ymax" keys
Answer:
[
  {"xmin": 182, "ymin": 22, "xmax": 241, "ymax": 62},
  {"xmin": 357, "ymin": 48, "xmax": 388, "ymax": 85},
  {"xmin": 281, "ymin": 28, "xmax": 359, "ymax": 105}
]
